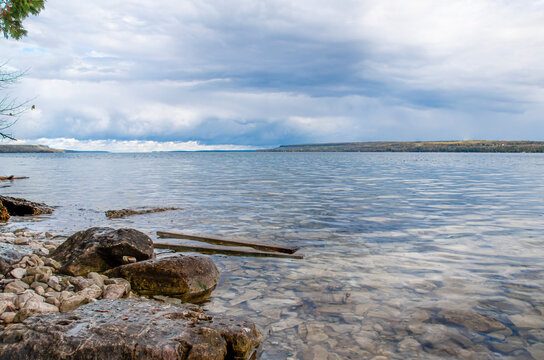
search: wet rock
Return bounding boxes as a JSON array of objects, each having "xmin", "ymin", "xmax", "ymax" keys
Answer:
[
  {"xmin": 0, "ymin": 196, "xmax": 53, "ymax": 217},
  {"xmin": 105, "ymin": 255, "xmax": 219, "ymax": 303},
  {"xmin": 509, "ymin": 314, "xmax": 544, "ymax": 329},
  {"xmin": 489, "ymin": 336, "xmax": 526, "ymax": 354},
  {"xmin": 51, "ymin": 227, "xmax": 154, "ymax": 276},
  {"xmin": 0, "ymin": 299, "xmax": 262, "ymax": 360},
  {"xmin": 528, "ymin": 343, "xmax": 544, "ymax": 359},
  {"xmin": 397, "ymin": 337, "xmax": 420, "ymax": 352},
  {"xmin": 438, "ymin": 309, "xmax": 505, "ymax": 332},
  {"xmin": 105, "ymin": 207, "xmax": 180, "ymax": 219}
]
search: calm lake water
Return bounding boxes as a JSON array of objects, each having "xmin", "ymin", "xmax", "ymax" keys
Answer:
[{"xmin": 1, "ymin": 152, "xmax": 544, "ymax": 359}]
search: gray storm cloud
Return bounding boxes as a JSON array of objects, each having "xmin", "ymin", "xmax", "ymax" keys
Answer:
[{"xmin": 1, "ymin": 0, "xmax": 544, "ymax": 150}]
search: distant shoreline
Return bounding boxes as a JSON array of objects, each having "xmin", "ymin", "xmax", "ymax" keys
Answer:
[
  {"xmin": 262, "ymin": 140, "xmax": 544, "ymax": 153},
  {"xmin": 2, "ymin": 140, "xmax": 544, "ymax": 153}
]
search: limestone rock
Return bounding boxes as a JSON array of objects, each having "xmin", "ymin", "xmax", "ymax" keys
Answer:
[
  {"xmin": 15, "ymin": 299, "xmax": 58, "ymax": 322},
  {"xmin": 51, "ymin": 227, "xmax": 154, "ymax": 276},
  {"xmin": 105, "ymin": 255, "xmax": 219, "ymax": 303},
  {"xmin": 0, "ymin": 312, "xmax": 15, "ymax": 324},
  {"xmin": 0, "ymin": 299, "xmax": 262, "ymax": 360},
  {"xmin": 77, "ymin": 284, "xmax": 102, "ymax": 301},
  {"xmin": 4, "ymin": 280, "xmax": 29, "ymax": 294},
  {"xmin": 9, "ymin": 268, "xmax": 26, "ymax": 279},
  {"xmin": 59, "ymin": 295, "xmax": 87, "ymax": 312},
  {"xmin": 509, "ymin": 314, "xmax": 544, "ymax": 329},
  {"xmin": 102, "ymin": 283, "xmax": 130, "ymax": 300},
  {"xmin": 0, "ymin": 196, "xmax": 53, "ymax": 217}
]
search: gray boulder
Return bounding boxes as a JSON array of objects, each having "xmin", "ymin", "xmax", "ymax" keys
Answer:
[
  {"xmin": 105, "ymin": 255, "xmax": 219, "ymax": 303},
  {"xmin": 51, "ymin": 227, "xmax": 154, "ymax": 276},
  {"xmin": 0, "ymin": 299, "xmax": 262, "ymax": 360}
]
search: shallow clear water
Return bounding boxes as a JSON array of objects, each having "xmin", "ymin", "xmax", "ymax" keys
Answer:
[{"xmin": 1, "ymin": 152, "xmax": 544, "ymax": 359}]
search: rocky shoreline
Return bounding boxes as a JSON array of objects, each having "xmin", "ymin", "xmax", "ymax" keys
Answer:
[{"xmin": 0, "ymin": 228, "xmax": 263, "ymax": 359}]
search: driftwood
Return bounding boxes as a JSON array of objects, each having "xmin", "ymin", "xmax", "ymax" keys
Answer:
[
  {"xmin": 0, "ymin": 176, "xmax": 29, "ymax": 181},
  {"xmin": 156, "ymin": 231, "xmax": 298, "ymax": 254},
  {"xmin": 154, "ymin": 243, "xmax": 303, "ymax": 259}
]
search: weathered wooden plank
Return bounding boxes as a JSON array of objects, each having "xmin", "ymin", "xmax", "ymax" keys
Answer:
[
  {"xmin": 154, "ymin": 243, "xmax": 303, "ymax": 259},
  {"xmin": 156, "ymin": 231, "xmax": 298, "ymax": 254}
]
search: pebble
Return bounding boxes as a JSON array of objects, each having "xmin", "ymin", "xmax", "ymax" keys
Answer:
[
  {"xmin": 0, "ymin": 300, "xmax": 13, "ymax": 314},
  {"xmin": 397, "ymin": 337, "xmax": 421, "ymax": 352},
  {"xmin": 9, "ymin": 268, "xmax": 26, "ymax": 279},
  {"xmin": 60, "ymin": 295, "xmax": 88, "ymax": 312},
  {"xmin": 15, "ymin": 299, "xmax": 58, "ymax": 322},
  {"xmin": 47, "ymin": 276, "xmax": 62, "ymax": 292},
  {"xmin": 87, "ymin": 272, "xmax": 105, "ymax": 288},
  {"xmin": 0, "ymin": 312, "xmax": 16, "ymax": 324},
  {"xmin": 78, "ymin": 284, "xmax": 102, "ymax": 300},
  {"xmin": 4, "ymin": 280, "xmax": 29, "ymax": 294},
  {"xmin": 102, "ymin": 284, "xmax": 128, "ymax": 299},
  {"xmin": 13, "ymin": 238, "xmax": 29, "ymax": 245},
  {"xmin": 31, "ymin": 266, "xmax": 52, "ymax": 278}
]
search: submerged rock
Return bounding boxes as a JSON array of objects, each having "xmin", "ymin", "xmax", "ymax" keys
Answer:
[
  {"xmin": 105, "ymin": 255, "xmax": 219, "ymax": 303},
  {"xmin": 105, "ymin": 207, "xmax": 181, "ymax": 219},
  {"xmin": 0, "ymin": 299, "xmax": 262, "ymax": 360},
  {"xmin": 0, "ymin": 196, "xmax": 53, "ymax": 217},
  {"xmin": 438, "ymin": 310, "xmax": 505, "ymax": 332},
  {"xmin": 51, "ymin": 227, "xmax": 154, "ymax": 276}
]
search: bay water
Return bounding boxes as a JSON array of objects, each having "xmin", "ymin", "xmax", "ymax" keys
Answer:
[{"xmin": 1, "ymin": 152, "xmax": 544, "ymax": 359}]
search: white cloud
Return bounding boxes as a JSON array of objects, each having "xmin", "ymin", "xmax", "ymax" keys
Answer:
[{"xmin": 10, "ymin": 138, "xmax": 256, "ymax": 152}]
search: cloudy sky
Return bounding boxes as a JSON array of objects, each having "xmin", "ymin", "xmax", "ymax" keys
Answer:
[{"xmin": 1, "ymin": 0, "xmax": 544, "ymax": 151}]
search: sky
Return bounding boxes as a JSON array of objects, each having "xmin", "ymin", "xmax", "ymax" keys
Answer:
[{"xmin": 1, "ymin": 0, "xmax": 544, "ymax": 151}]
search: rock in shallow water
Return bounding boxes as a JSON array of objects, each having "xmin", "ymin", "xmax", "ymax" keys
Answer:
[
  {"xmin": 105, "ymin": 255, "xmax": 219, "ymax": 303},
  {"xmin": 0, "ymin": 299, "xmax": 262, "ymax": 360},
  {"xmin": 0, "ymin": 196, "xmax": 53, "ymax": 217},
  {"xmin": 51, "ymin": 227, "xmax": 154, "ymax": 276}
]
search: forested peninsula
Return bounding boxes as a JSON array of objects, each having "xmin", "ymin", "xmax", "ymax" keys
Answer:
[{"xmin": 264, "ymin": 141, "xmax": 544, "ymax": 153}]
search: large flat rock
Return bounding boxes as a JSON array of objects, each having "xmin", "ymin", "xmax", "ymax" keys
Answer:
[{"xmin": 0, "ymin": 299, "xmax": 262, "ymax": 360}]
